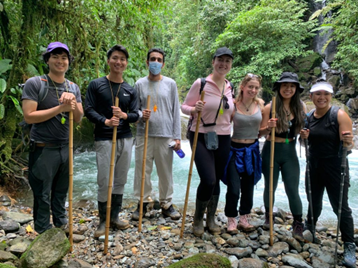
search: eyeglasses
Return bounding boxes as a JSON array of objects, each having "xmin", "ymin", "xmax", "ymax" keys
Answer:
[
  {"xmin": 246, "ymin": 73, "xmax": 262, "ymax": 81},
  {"xmin": 222, "ymin": 95, "xmax": 229, "ymax": 110}
]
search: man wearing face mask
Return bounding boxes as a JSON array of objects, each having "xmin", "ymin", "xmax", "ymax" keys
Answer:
[{"xmin": 132, "ymin": 48, "xmax": 181, "ymax": 221}]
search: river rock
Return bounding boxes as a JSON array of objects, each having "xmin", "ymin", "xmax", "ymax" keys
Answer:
[
  {"xmin": 268, "ymin": 241, "xmax": 290, "ymax": 257},
  {"xmin": 223, "ymin": 247, "xmax": 252, "ymax": 258},
  {"xmin": 0, "ymin": 220, "xmax": 20, "ymax": 233},
  {"xmin": 281, "ymin": 253, "xmax": 312, "ymax": 268},
  {"xmin": 238, "ymin": 257, "xmax": 265, "ymax": 268},
  {"xmin": 20, "ymin": 228, "xmax": 70, "ymax": 268},
  {"xmin": 2, "ymin": 211, "xmax": 33, "ymax": 224}
]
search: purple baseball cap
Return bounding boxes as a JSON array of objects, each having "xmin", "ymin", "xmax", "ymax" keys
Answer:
[{"xmin": 46, "ymin": 42, "xmax": 70, "ymax": 54}]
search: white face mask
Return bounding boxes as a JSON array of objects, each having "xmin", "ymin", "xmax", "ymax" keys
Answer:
[{"xmin": 149, "ymin": 61, "xmax": 162, "ymax": 75}]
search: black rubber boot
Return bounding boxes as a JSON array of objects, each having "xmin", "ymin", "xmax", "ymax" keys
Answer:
[
  {"xmin": 206, "ymin": 195, "xmax": 221, "ymax": 235},
  {"xmin": 110, "ymin": 194, "xmax": 129, "ymax": 230},
  {"xmin": 94, "ymin": 201, "xmax": 106, "ymax": 238},
  {"xmin": 193, "ymin": 198, "xmax": 209, "ymax": 237}
]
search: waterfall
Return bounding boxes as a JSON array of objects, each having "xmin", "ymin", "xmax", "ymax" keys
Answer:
[{"xmin": 312, "ymin": 0, "xmax": 337, "ymax": 64}]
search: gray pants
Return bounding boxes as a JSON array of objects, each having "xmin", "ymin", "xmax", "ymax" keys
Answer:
[
  {"xmin": 95, "ymin": 138, "xmax": 133, "ymax": 202},
  {"xmin": 134, "ymin": 136, "xmax": 174, "ymax": 209}
]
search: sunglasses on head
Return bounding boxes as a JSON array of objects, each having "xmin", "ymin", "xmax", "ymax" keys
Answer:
[
  {"xmin": 246, "ymin": 73, "xmax": 262, "ymax": 81},
  {"xmin": 222, "ymin": 95, "xmax": 229, "ymax": 110}
]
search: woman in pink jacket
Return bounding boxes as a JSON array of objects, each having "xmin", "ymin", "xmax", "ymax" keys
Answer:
[{"xmin": 181, "ymin": 47, "xmax": 234, "ymax": 237}]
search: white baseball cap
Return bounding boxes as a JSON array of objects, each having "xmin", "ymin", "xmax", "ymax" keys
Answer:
[{"xmin": 310, "ymin": 82, "xmax": 334, "ymax": 93}]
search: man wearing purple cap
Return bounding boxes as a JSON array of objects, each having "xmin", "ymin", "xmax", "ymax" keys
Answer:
[{"xmin": 21, "ymin": 42, "xmax": 83, "ymax": 234}]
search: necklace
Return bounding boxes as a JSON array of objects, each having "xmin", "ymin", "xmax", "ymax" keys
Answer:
[
  {"xmin": 49, "ymin": 75, "xmax": 68, "ymax": 125},
  {"xmin": 108, "ymin": 76, "xmax": 122, "ymax": 106},
  {"xmin": 149, "ymin": 80, "xmax": 160, "ymax": 112},
  {"xmin": 283, "ymin": 107, "xmax": 292, "ymax": 144},
  {"xmin": 241, "ymin": 100, "xmax": 253, "ymax": 112}
]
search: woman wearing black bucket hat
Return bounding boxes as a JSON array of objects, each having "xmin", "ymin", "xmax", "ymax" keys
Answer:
[{"xmin": 259, "ymin": 72, "xmax": 306, "ymax": 240}]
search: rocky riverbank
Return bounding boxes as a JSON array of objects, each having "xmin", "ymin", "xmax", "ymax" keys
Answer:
[{"xmin": 0, "ymin": 194, "xmax": 357, "ymax": 268}]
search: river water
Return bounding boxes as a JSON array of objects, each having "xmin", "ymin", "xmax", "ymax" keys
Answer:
[{"xmin": 72, "ymin": 139, "xmax": 358, "ymax": 225}]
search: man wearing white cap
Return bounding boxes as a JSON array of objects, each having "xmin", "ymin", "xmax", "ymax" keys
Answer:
[
  {"xmin": 21, "ymin": 42, "xmax": 83, "ymax": 234},
  {"xmin": 300, "ymin": 81, "xmax": 356, "ymax": 268}
]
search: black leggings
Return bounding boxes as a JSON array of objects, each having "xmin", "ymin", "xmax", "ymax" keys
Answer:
[
  {"xmin": 306, "ymin": 156, "xmax": 354, "ymax": 243},
  {"xmin": 262, "ymin": 140, "xmax": 303, "ymax": 220},
  {"xmin": 225, "ymin": 142, "xmax": 256, "ymax": 217},
  {"xmin": 189, "ymin": 132, "xmax": 231, "ymax": 201}
]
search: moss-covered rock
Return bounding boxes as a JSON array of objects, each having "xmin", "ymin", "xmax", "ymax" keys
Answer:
[
  {"xmin": 0, "ymin": 263, "xmax": 17, "ymax": 268},
  {"xmin": 167, "ymin": 253, "xmax": 231, "ymax": 268},
  {"xmin": 296, "ymin": 53, "xmax": 322, "ymax": 73}
]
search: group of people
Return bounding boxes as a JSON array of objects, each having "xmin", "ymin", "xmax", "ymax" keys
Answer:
[{"xmin": 21, "ymin": 42, "xmax": 356, "ymax": 267}]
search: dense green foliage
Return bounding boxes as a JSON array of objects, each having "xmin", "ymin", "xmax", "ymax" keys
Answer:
[{"xmin": 0, "ymin": 0, "xmax": 357, "ymax": 178}]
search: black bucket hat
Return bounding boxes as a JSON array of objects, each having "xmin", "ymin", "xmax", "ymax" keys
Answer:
[{"xmin": 273, "ymin": 72, "xmax": 304, "ymax": 93}]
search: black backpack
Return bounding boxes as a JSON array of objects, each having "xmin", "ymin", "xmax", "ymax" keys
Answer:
[
  {"xmin": 185, "ymin": 78, "xmax": 235, "ymax": 139},
  {"xmin": 19, "ymin": 75, "xmax": 77, "ymax": 145}
]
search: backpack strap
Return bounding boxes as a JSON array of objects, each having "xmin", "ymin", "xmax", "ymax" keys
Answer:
[
  {"xmin": 327, "ymin": 105, "xmax": 339, "ymax": 127},
  {"xmin": 38, "ymin": 75, "xmax": 49, "ymax": 104},
  {"xmin": 199, "ymin": 78, "xmax": 206, "ymax": 94}
]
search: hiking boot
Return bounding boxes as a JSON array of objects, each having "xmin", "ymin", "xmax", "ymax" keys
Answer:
[
  {"xmin": 131, "ymin": 202, "xmax": 149, "ymax": 221},
  {"xmin": 292, "ymin": 220, "xmax": 304, "ymax": 241},
  {"xmin": 162, "ymin": 205, "xmax": 181, "ymax": 220},
  {"xmin": 238, "ymin": 214, "xmax": 255, "ymax": 232},
  {"xmin": 227, "ymin": 217, "xmax": 238, "ymax": 234},
  {"xmin": 342, "ymin": 242, "xmax": 356, "ymax": 268},
  {"xmin": 263, "ymin": 212, "xmax": 274, "ymax": 230}
]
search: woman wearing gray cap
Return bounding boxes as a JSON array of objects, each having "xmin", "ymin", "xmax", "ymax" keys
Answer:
[
  {"xmin": 181, "ymin": 47, "xmax": 235, "ymax": 236},
  {"xmin": 300, "ymin": 82, "xmax": 356, "ymax": 268},
  {"xmin": 259, "ymin": 72, "xmax": 306, "ymax": 240}
]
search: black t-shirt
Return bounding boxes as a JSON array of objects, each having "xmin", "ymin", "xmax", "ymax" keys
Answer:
[
  {"xmin": 21, "ymin": 75, "xmax": 82, "ymax": 143},
  {"xmin": 85, "ymin": 76, "xmax": 139, "ymax": 140}
]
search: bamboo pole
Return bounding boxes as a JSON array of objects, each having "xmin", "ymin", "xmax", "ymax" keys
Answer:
[
  {"xmin": 269, "ymin": 96, "xmax": 276, "ymax": 246},
  {"xmin": 68, "ymin": 111, "xmax": 73, "ymax": 252},
  {"xmin": 180, "ymin": 91, "xmax": 205, "ymax": 238},
  {"xmin": 138, "ymin": 96, "xmax": 151, "ymax": 232},
  {"xmin": 104, "ymin": 97, "xmax": 119, "ymax": 254}
]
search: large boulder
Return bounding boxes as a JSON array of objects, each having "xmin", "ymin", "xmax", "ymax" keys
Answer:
[
  {"xmin": 20, "ymin": 228, "xmax": 70, "ymax": 268},
  {"xmin": 167, "ymin": 253, "xmax": 231, "ymax": 268}
]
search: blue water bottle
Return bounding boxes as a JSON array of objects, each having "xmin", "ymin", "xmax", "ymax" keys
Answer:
[{"xmin": 169, "ymin": 141, "xmax": 185, "ymax": 158}]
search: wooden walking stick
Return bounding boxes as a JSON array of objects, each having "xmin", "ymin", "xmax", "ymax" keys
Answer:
[
  {"xmin": 269, "ymin": 96, "xmax": 276, "ymax": 246},
  {"xmin": 104, "ymin": 97, "xmax": 119, "ymax": 254},
  {"xmin": 180, "ymin": 91, "xmax": 205, "ymax": 238},
  {"xmin": 138, "ymin": 96, "xmax": 151, "ymax": 232},
  {"xmin": 68, "ymin": 111, "xmax": 73, "ymax": 252}
]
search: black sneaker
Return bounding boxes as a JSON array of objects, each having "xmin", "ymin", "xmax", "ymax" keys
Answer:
[{"xmin": 162, "ymin": 205, "xmax": 181, "ymax": 220}]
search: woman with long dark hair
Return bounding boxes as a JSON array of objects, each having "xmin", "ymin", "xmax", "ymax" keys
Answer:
[{"xmin": 260, "ymin": 72, "xmax": 306, "ymax": 240}]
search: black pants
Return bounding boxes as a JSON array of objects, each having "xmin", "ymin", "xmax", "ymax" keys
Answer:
[
  {"xmin": 306, "ymin": 155, "xmax": 354, "ymax": 243},
  {"xmin": 224, "ymin": 146, "xmax": 255, "ymax": 217},
  {"xmin": 28, "ymin": 145, "xmax": 69, "ymax": 233},
  {"xmin": 189, "ymin": 132, "xmax": 231, "ymax": 201}
]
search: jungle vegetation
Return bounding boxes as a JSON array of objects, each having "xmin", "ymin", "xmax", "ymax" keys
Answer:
[{"xmin": 0, "ymin": 0, "xmax": 357, "ymax": 183}]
